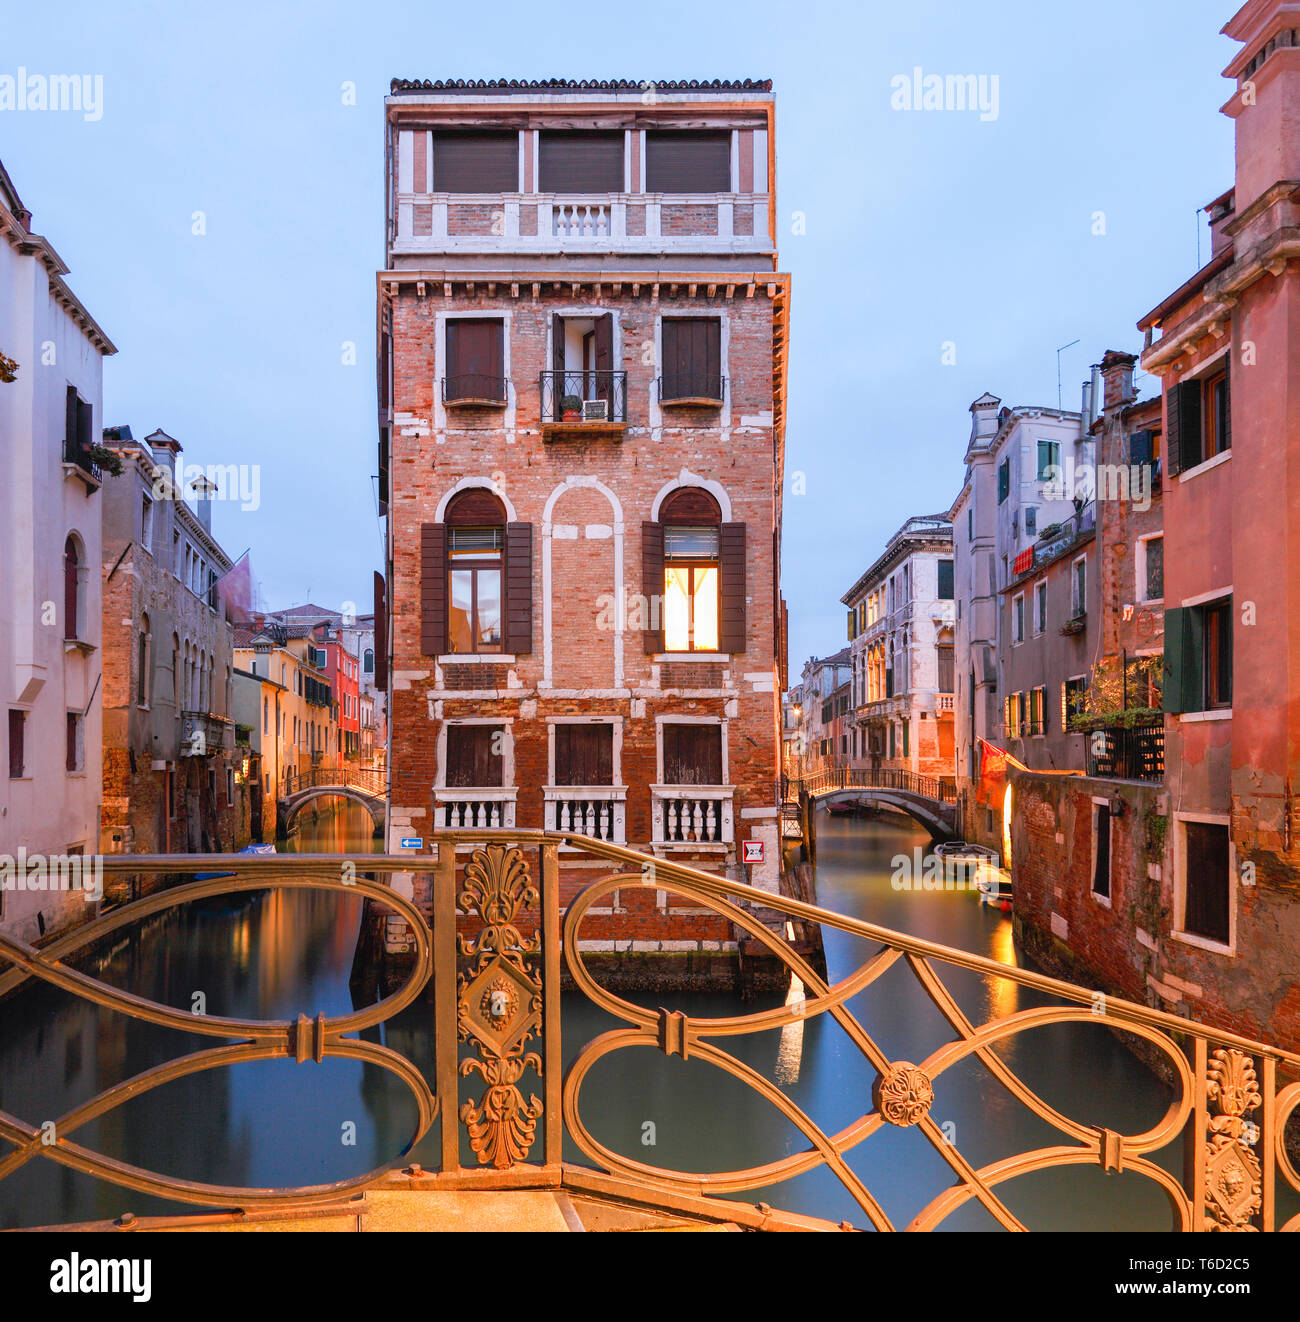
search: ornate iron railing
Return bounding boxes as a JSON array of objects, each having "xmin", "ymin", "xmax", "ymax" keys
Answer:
[
  {"xmin": 2, "ymin": 838, "xmax": 1298, "ymax": 1231},
  {"xmin": 539, "ymin": 369, "xmax": 627, "ymax": 425}
]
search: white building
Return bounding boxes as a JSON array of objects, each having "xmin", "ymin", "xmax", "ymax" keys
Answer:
[
  {"xmin": 949, "ymin": 391, "xmax": 1090, "ymax": 846},
  {"xmin": 0, "ymin": 159, "xmax": 116, "ymax": 939},
  {"xmin": 842, "ymin": 516, "xmax": 956, "ymax": 778}
]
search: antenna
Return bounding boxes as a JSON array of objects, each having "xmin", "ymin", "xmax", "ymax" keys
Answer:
[{"xmin": 1056, "ymin": 339, "xmax": 1080, "ymax": 411}]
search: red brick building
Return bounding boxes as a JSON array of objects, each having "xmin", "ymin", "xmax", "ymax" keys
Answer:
[{"xmin": 376, "ymin": 79, "xmax": 790, "ymax": 979}]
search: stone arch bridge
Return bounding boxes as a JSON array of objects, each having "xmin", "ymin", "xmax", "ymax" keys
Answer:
[{"xmin": 278, "ymin": 767, "xmax": 387, "ymax": 838}]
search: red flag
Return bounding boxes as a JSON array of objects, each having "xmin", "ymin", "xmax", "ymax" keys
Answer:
[{"xmin": 216, "ymin": 550, "xmax": 253, "ymax": 624}]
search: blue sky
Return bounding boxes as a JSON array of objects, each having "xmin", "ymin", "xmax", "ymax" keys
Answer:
[{"xmin": 2, "ymin": 0, "xmax": 1235, "ymax": 662}]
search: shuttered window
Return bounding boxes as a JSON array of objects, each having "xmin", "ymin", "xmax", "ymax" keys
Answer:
[
  {"xmin": 538, "ymin": 132, "xmax": 624, "ymax": 192},
  {"xmin": 645, "ymin": 131, "xmax": 731, "ymax": 193},
  {"xmin": 421, "ymin": 523, "xmax": 448, "ymax": 656},
  {"xmin": 1092, "ymin": 804, "xmax": 1111, "ymax": 898},
  {"xmin": 1163, "ymin": 597, "xmax": 1231, "ymax": 713},
  {"xmin": 8, "ymin": 710, "xmax": 25, "ymax": 779},
  {"xmin": 555, "ymin": 723, "xmax": 613, "ymax": 786},
  {"xmin": 431, "ymin": 132, "xmax": 518, "ymax": 193},
  {"xmin": 1182, "ymin": 820, "xmax": 1230, "ymax": 945},
  {"xmin": 641, "ymin": 521, "xmax": 665, "ymax": 654},
  {"xmin": 445, "ymin": 319, "xmax": 505, "ymax": 404},
  {"xmin": 937, "ymin": 559, "xmax": 954, "ymax": 600},
  {"xmin": 660, "ymin": 318, "xmax": 722, "ymax": 402},
  {"xmin": 663, "ymin": 723, "xmax": 722, "ymax": 785},
  {"xmin": 446, "ymin": 725, "xmax": 503, "ymax": 788},
  {"xmin": 373, "ymin": 570, "xmax": 387, "ymax": 689},
  {"xmin": 718, "ymin": 522, "xmax": 746, "ymax": 654}
]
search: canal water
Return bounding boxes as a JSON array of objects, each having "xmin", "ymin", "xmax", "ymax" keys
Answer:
[{"xmin": 0, "ymin": 804, "xmax": 1280, "ymax": 1229}]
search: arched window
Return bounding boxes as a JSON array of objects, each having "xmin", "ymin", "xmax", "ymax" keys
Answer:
[
  {"xmin": 363, "ymin": 647, "xmax": 374, "ymax": 674},
  {"xmin": 63, "ymin": 535, "xmax": 81, "ymax": 641},
  {"xmin": 446, "ymin": 488, "xmax": 506, "ymax": 654},
  {"xmin": 659, "ymin": 487, "xmax": 721, "ymax": 653},
  {"xmin": 137, "ymin": 614, "xmax": 151, "ymax": 706}
]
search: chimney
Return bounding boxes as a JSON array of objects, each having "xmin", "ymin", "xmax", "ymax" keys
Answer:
[
  {"xmin": 1222, "ymin": 1, "xmax": 1300, "ymax": 218},
  {"xmin": 1099, "ymin": 350, "xmax": 1138, "ymax": 413},
  {"xmin": 190, "ymin": 474, "xmax": 218, "ymax": 533},
  {"xmin": 966, "ymin": 392, "xmax": 1002, "ymax": 457}
]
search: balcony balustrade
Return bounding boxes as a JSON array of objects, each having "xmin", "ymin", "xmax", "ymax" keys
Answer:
[
  {"xmin": 393, "ymin": 192, "xmax": 773, "ymax": 256},
  {"xmin": 650, "ymin": 784, "xmax": 735, "ymax": 847},
  {"xmin": 543, "ymin": 786, "xmax": 626, "ymax": 843},
  {"xmin": 179, "ymin": 711, "xmax": 234, "ymax": 757},
  {"xmin": 433, "ymin": 788, "xmax": 517, "ymax": 830}
]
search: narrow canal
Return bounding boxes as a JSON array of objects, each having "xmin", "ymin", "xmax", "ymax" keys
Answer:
[{"xmin": 0, "ymin": 804, "xmax": 1265, "ymax": 1230}]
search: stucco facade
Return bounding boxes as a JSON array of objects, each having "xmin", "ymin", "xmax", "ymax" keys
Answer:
[{"xmin": 0, "ymin": 161, "xmax": 114, "ymax": 940}]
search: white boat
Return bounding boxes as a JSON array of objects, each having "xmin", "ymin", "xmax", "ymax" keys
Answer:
[
  {"xmin": 934, "ymin": 840, "xmax": 999, "ymax": 883},
  {"xmin": 974, "ymin": 865, "xmax": 1014, "ymax": 911}
]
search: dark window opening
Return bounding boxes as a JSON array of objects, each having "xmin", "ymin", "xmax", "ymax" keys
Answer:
[
  {"xmin": 9, "ymin": 710, "xmax": 26, "ymax": 779},
  {"xmin": 1093, "ymin": 804, "xmax": 1111, "ymax": 898},
  {"xmin": 645, "ymin": 131, "xmax": 731, "ymax": 193},
  {"xmin": 445, "ymin": 318, "xmax": 506, "ymax": 405},
  {"xmin": 1183, "ymin": 821, "xmax": 1230, "ymax": 945}
]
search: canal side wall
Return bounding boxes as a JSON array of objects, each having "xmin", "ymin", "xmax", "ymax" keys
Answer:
[{"xmin": 1010, "ymin": 767, "xmax": 1300, "ymax": 1059}]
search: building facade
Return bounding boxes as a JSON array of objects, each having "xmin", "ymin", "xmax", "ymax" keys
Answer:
[
  {"xmin": 1013, "ymin": 0, "xmax": 1300, "ymax": 1053},
  {"xmin": 950, "ymin": 395, "xmax": 1090, "ymax": 847},
  {"xmin": 843, "ymin": 516, "xmax": 955, "ymax": 779},
  {"xmin": 786, "ymin": 649, "xmax": 851, "ymax": 777},
  {"xmin": 378, "ymin": 78, "xmax": 790, "ymax": 970},
  {"xmin": 0, "ymin": 160, "xmax": 115, "ymax": 940},
  {"xmin": 99, "ymin": 428, "xmax": 239, "ymax": 859}
]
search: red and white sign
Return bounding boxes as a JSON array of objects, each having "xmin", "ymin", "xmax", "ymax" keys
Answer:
[{"xmin": 742, "ymin": 840, "xmax": 765, "ymax": 864}]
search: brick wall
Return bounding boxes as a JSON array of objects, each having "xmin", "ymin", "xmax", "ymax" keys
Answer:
[{"xmin": 386, "ymin": 283, "xmax": 783, "ymax": 951}]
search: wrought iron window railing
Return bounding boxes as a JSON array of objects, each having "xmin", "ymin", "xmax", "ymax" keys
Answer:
[
  {"xmin": 442, "ymin": 373, "xmax": 509, "ymax": 406},
  {"xmin": 657, "ymin": 373, "xmax": 725, "ymax": 405},
  {"xmin": 538, "ymin": 370, "xmax": 627, "ymax": 425},
  {"xmin": 62, "ymin": 431, "xmax": 101, "ymax": 483},
  {"xmin": 1086, "ymin": 721, "xmax": 1165, "ymax": 782}
]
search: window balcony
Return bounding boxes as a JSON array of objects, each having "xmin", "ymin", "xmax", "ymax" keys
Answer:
[
  {"xmin": 543, "ymin": 786, "xmax": 627, "ymax": 843},
  {"xmin": 434, "ymin": 788, "xmax": 517, "ymax": 830},
  {"xmin": 539, "ymin": 370, "xmax": 627, "ymax": 440},
  {"xmin": 62, "ymin": 433, "xmax": 102, "ymax": 491},
  {"xmin": 657, "ymin": 374, "xmax": 725, "ymax": 407},
  {"xmin": 441, "ymin": 374, "xmax": 509, "ymax": 408},
  {"xmin": 180, "ymin": 711, "xmax": 234, "ymax": 757},
  {"xmin": 650, "ymin": 784, "xmax": 735, "ymax": 849}
]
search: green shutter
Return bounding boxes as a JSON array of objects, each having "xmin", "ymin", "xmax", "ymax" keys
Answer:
[{"xmin": 1163, "ymin": 606, "xmax": 1205, "ymax": 713}]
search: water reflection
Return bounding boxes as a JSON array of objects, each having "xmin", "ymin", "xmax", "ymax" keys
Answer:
[{"xmin": 0, "ymin": 803, "xmax": 1286, "ymax": 1230}]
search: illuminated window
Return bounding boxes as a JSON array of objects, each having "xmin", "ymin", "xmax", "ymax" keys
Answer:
[{"xmin": 445, "ymin": 490, "xmax": 506, "ymax": 654}]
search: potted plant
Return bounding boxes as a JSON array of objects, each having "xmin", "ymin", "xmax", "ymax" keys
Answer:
[
  {"xmin": 560, "ymin": 393, "xmax": 582, "ymax": 422},
  {"xmin": 85, "ymin": 442, "xmax": 124, "ymax": 475}
]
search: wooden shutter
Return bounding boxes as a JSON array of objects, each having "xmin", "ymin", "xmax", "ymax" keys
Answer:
[
  {"xmin": 719, "ymin": 522, "xmax": 746, "ymax": 654},
  {"xmin": 447, "ymin": 725, "xmax": 502, "ymax": 788},
  {"xmin": 594, "ymin": 313, "xmax": 613, "ymax": 409},
  {"xmin": 661, "ymin": 318, "xmax": 720, "ymax": 399},
  {"xmin": 1163, "ymin": 606, "xmax": 1191, "ymax": 713},
  {"xmin": 505, "ymin": 522, "xmax": 533, "ymax": 655},
  {"xmin": 447, "ymin": 319, "xmax": 503, "ymax": 400},
  {"xmin": 538, "ymin": 132, "xmax": 624, "ymax": 192},
  {"xmin": 65, "ymin": 386, "xmax": 79, "ymax": 456},
  {"xmin": 1221, "ymin": 364, "xmax": 1232, "ymax": 451},
  {"xmin": 431, "ymin": 132, "xmax": 518, "ymax": 193},
  {"xmin": 1128, "ymin": 430, "xmax": 1153, "ymax": 465},
  {"xmin": 421, "ymin": 523, "xmax": 447, "ymax": 656},
  {"xmin": 642, "ymin": 520, "xmax": 664, "ymax": 653},
  {"xmin": 645, "ymin": 131, "xmax": 731, "ymax": 192},
  {"xmin": 373, "ymin": 570, "xmax": 388, "ymax": 690},
  {"xmin": 77, "ymin": 396, "xmax": 93, "ymax": 455},
  {"xmin": 8, "ymin": 711, "xmax": 23, "ymax": 779},
  {"xmin": 664, "ymin": 724, "xmax": 722, "ymax": 784},
  {"xmin": 555, "ymin": 723, "xmax": 613, "ymax": 787},
  {"xmin": 1167, "ymin": 379, "xmax": 1201, "ymax": 476}
]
